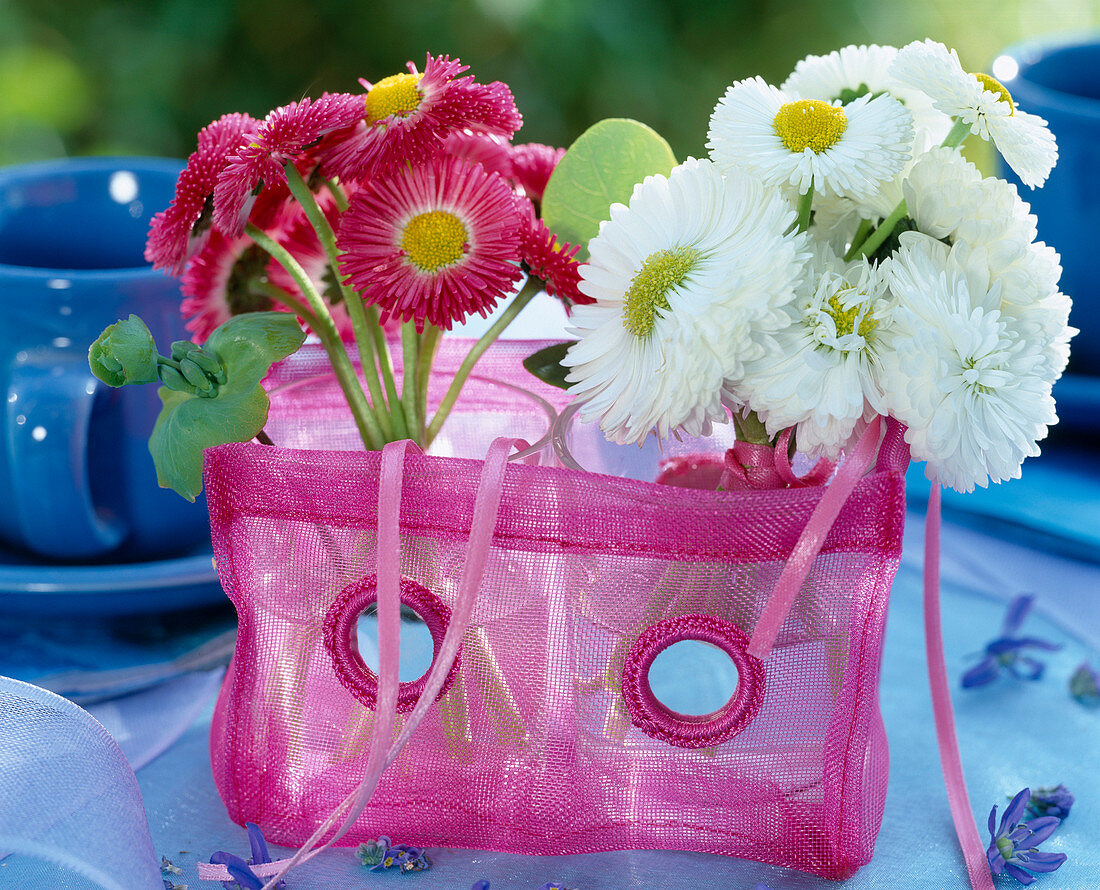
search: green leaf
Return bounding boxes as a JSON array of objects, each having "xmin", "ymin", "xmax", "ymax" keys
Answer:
[
  {"xmin": 148, "ymin": 312, "xmax": 306, "ymax": 500},
  {"xmin": 541, "ymin": 118, "xmax": 676, "ymax": 261},
  {"xmin": 88, "ymin": 314, "xmax": 159, "ymax": 386},
  {"xmin": 522, "ymin": 341, "xmax": 574, "ymax": 391},
  {"xmin": 202, "ymin": 312, "xmax": 309, "ymax": 391}
]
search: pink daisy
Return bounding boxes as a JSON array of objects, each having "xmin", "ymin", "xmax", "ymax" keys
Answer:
[
  {"xmin": 336, "ymin": 155, "xmax": 524, "ymax": 331},
  {"xmin": 320, "ymin": 54, "xmax": 522, "ymax": 183},
  {"xmin": 212, "ymin": 92, "xmax": 365, "ymax": 238},
  {"xmin": 180, "ymin": 229, "xmax": 288, "ymax": 343},
  {"xmin": 508, "ymin": 142, "xmax": 565, "ymax": 204},
  {"xmin": 145, "ymin": 112, "xmax": 257, "ymax": 275},
  {"xmin": 180, "ymin": 198, "xmax": 301, "ymax": 342},
  {"xmin": 518, "ymin": 201, "xmax": 590, "ymax": 308},
  {"xmin": 441, "ymin": 130, "xmax": 514, "ymax": 180}
]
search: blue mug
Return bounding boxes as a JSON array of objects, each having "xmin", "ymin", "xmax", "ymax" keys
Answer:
[
  {"xmin": 995, "ymin": 35, "xmax": 1100, "ymax": 376},
  {"xmin": 0, "ymin": 157, "xmax": 210, "ymax": 561}
]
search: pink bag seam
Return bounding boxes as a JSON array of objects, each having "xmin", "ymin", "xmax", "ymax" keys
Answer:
[{"xmin": 829, "ymin": 552, "xmax": 897, "ymax": 869}]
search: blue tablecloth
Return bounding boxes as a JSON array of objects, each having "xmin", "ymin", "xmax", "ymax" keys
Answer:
[{"xmin": 3, "ymin": 503, "xmax": 1098, "ymax": 890}]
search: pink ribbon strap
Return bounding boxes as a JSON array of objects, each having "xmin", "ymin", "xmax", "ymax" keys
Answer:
[
  {"xmin": 747, "ymin": 414, "xmax": 882, "ymax": 660},
  {"xmin": 924, "ymin": 484, "xmax": 996, "ymax": 890},
  {"xmin": 240, "ymin": 437, "xmax": 524, "ymax": 890}
]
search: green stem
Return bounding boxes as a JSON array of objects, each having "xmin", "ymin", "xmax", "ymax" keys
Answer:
[
  {"xmin": 400, "ymin": 322, "xmax": 420, "ymax": 442},
  {"xmin": 425, "ymin": 278, "xmax": 541, "ymax": 446},
  {"xmin": 246, "ymin": 223, "xmax": 384, "ymax": 451},
  {"xmin": 254, "ymin": 281, "xmax": 321, "ymax": 330},
  {"xmin": 281, "ymin": 163, "xmax": 398, "ymax": 440},
  {"xmin": 795, "ymin": 181, "xmax": 814, "ymax": 234},
  {"xmin": 416, "ymin": 325, "xmax": 443, "ymax": 439},
  {"xmin": 941, "ymin": 117, "xmax": 972, "ymax": 151},
  {"xmin": 843, "ymin": 218, "xmax": 874, "ymax": 263},
  {"xmin": 325, "ymin": 178, "xmax": 349, "ymax": 213},
  {"xmin": 366, "ymin": 306, "xmax": 405, "ymax": 436},
  {"xmin": 855, "ymin": 199, "xmax": 908, "ymax": 261}
]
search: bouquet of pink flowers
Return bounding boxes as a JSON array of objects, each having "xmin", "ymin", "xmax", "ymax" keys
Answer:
[{"xmin": 89, "ymin": 54, "xmax": 589, "ymax": 497}]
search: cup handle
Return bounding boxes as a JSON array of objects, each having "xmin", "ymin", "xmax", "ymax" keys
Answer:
[{"xmin": 6, "ymin": 351, "xmax": 127, "ymax": 559}]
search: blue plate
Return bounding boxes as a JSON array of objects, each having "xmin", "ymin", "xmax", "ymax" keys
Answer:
[{"xmin": 0, "ymin": 543, "xmax": 225, "ymax": 615}]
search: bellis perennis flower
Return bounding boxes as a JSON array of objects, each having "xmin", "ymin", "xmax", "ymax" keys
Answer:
[
  {"xmin": 336, "ymin": 154, "xmax": 524, "ymax": 331},
  {"xmin": 891, "ymin": 39, "xmax": 1058, "ymax": 187},
  {"xmin": 563, "ymin": 158, "xmax": 807, "ymax": 445},
  {"xmin": 707, "ymin": 75, "xmax": 913, "ymax": 201},
  {"xmin": 323, "ymin": 54, "xmax": 522, "ymax": 183}
]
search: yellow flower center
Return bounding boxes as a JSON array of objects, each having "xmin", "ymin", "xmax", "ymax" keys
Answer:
[
  {"xmin": 824, "ymin": 289, "xmax": 876, "ymax": 339},
  {"xmin": 972, "ymin": 72, "xmax": 1015, "ymax": 115},
  {"xmin": 366, "ymin": 72, "xmax": 423, "ymax": 123},
  {"xmin": 622, "ymin": 246, "xmax": 699, "ymax": 338},
  {"xmin": 400, "ymin": 210, "xmax": 468, "ymax": 272},
  {"xmin": 773, "ymin": 100, "xmax": 848, "ymax": 153}
]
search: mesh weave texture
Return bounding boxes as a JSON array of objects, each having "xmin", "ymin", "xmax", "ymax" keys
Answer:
[{"xmin": 205, "ymin": 340, "xmax": 908, "ymax": 880}]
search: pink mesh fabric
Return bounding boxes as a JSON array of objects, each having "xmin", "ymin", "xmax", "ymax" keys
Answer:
[{"xmin": 204, "ymin": 340, "xmax": 908, "ymax": 880}]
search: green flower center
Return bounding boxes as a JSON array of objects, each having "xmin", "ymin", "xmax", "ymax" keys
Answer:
[
  {"xmin": 824, "ymin": 289, "xmax": 877, "ymax": 340},
  {"xmin": 621, "ymin": 246, "xmax": 699, "ymax": 338},
  {"xmin": 773, "ymin": 100, "xmax": 848, "ymax": 153},
  {"xmin": 996, "ymin": 837, "xmax": 1015, "ymax": 862},
  {"xmin": 366, "ymin": 72, "xmax": 423, "ymax": 123},
  {"xmin": 400, "ymin": 210, "xmax": 468, "ymax": 272},
  {"xmin": 973, "ymin": 72, "xmax": 1015, "ymax": 115},
  {"xmin": 226, "ymin": 244, "xmax": 275, "ymax": 315}
]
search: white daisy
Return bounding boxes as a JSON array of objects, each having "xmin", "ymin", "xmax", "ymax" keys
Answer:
[
  {"xmin": 879, "ymin": 233, "xmax": 1056, "ymax": 492},
  {"xmin": 563, "ymin": 158, "xmax": 809, "ymax": 445},
  {"xmin": 707, "ymin": 75, "xmax": 913, "ymax": 201},
  {"xmin": 782, "ymin": 43, "xmax": 952, "ymax": 147},
  {"xmin": 902, "ymin": 147, "xmax": 1074, "ymax": 378},
  {"xmin": 889, "ymin": 39, "xmax": 1058, "ymax": 188},
  {"xmin": 732, "ymin": 244, "xmax": 894, "ymax": 458}
]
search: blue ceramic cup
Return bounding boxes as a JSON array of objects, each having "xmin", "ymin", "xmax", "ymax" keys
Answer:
[
  {"xmin": 995, "ymin": 35, "xmax": 1100, "ymax": 375},
  {"xmin": 0, "ymin": 157, "xmax": 210, "ymax": 561}
]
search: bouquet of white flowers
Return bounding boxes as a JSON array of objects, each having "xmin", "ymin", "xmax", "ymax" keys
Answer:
[{"xmin": 554, "ymin": 40, "xmax": 1070, "ymax": 495}]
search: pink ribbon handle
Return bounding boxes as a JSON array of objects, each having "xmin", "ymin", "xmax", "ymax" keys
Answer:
[
  {"xmin": 924, "ymin": 484, "xmax": 996, "ymax": 890},
  {"xmin": 747, "ymin": 414, "xmax": 882, "ymax": 660}
]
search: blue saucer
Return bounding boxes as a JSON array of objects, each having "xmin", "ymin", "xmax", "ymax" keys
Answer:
[
  {"xmin": 0, "ymin": 544, "xmax": 225, "ymax": 615},
  {"xmin": 906, "ymin": 439, "xmax": 1100, "ymax": 564}
]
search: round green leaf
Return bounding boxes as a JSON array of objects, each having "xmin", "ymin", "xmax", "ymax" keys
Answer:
[
  {"xmin": 147, "ymin": 311, "xmax": 307, "ymax": 499},
  {"xmin": 541, "ymin": 118, "xmax": 677, "ymax": 261}
]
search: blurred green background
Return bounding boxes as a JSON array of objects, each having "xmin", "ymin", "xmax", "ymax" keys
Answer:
[{"xmin": 1, "ymin": 0, "xmax": 1097, "ymax": 170}]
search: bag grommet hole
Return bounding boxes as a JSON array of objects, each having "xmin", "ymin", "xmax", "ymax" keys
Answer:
[
  {"xmin": 621, "ymin": 613, "xmax": 766, "ymax": 749},
  {"xmin": 323, "ymin": 574, "xmax": 460, "ymax": 713}
]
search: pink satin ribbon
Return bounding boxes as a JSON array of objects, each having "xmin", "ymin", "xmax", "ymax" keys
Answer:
[
  {"xmin": 720, "ymin": 428, "xmax": 837, "ymax": 492},
  {"xmin": 924, "ymin": 484, "xmax": 996, "ymax": 890},
  {"xmin": 746, "ymin": 415, "xmax": 882, "ymax": 660}
]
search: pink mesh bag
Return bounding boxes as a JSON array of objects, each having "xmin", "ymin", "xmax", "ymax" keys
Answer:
[{"xmin": 204, "ymin": 341, "xmax": 909, "ymax": 881}]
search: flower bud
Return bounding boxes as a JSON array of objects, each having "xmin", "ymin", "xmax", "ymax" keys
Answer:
[{"xmin": 88, "ymin": 315, "xmax": 160, "ymax": 387}]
